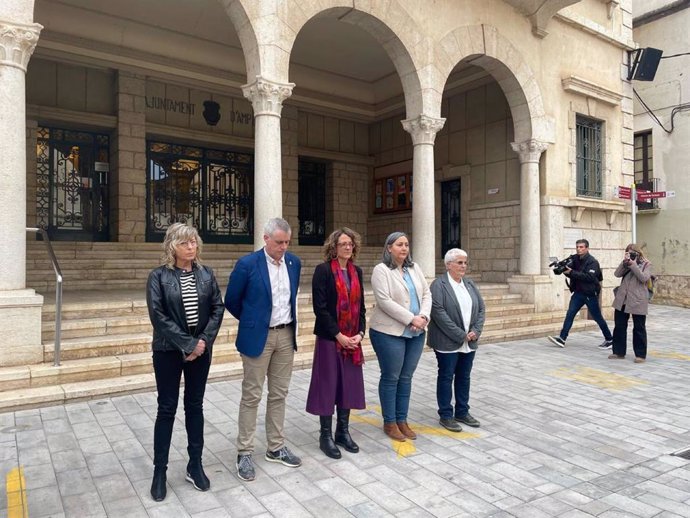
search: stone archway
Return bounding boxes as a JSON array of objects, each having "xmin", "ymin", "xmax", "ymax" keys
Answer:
[
  {"xmin": 437, "ymin": 24, "xmax": 553, "ymax": 145},
  {"xmin": 217, "ymin": 0, "xmax": 261, "ymax": 81},
  {"xmin": 437, "ymin": 25, "xmax": 553, "ymax": 280},
  {"xmin": 283, "ymin": 3, "xmax": 446, "ymax": 275}
]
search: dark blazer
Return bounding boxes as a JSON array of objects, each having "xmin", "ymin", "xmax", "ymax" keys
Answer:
[
  {"xmin": 224, "ymin": 249, "xmax": 301, "ymax": 357},
  {"xmin": 146, "ymin": 264, "xmax": 225, "ymax": 355},
  {"xmin": 312, "ymin": 261, "xmax": 366, "ymax": 340},
  {"xmin": 427, "ymin": 274, "xmax": 485, "ymax": 352}
]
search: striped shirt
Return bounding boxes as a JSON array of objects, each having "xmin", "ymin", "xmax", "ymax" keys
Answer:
[{"xmin": 180, "ymin": 271, "xmax": 199, "ymax": 327}]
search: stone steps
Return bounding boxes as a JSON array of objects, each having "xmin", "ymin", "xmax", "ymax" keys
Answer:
[
  {"xmin": 0, "ymin": 317, "xmax": 599, "ymax": 412},
  {"xmin": 0, "ymin": 345, "xmax": 377, "ymax": 412},
  {"xmin": 8, "ymin": 238, "xmax": 593, "ymax": 412},
  {"xmin": 25, "ymin": 241, "xmax": 383, "ymax": 292},
  {"xmin": 39, "ymin": 291, "xmax": 524, "ymax": 350}
]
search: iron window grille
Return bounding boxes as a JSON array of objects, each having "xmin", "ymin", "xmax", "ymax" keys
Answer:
[
  {"xmin": 146, "ymin": 141, "xmax": 254, "ymax": 243},
  {"xmin": 36, "ymin": 126, "xmax": 110, "ymax": 241},
  {"xmin": 576, "ymin": 115, "xmax": 603, "ymax": 198}
]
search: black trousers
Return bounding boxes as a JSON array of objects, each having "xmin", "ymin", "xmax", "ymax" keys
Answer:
[
  {"xmin": 612, "ymin": 306, "xmax": 647, "ymax": 359},
  {"xmin": 152, "ymin": 349, "xmax": 212, "ymax": 467}
]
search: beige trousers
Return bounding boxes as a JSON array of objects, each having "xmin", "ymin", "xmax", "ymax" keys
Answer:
[{"xmin": 236, "ymin": 326, "xmax": 295, "ymax": 454}]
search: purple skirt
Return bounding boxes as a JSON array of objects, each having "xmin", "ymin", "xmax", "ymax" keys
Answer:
[{"xmin": 305, "ymin": 337, "xmax": 365, "ymax": 416}]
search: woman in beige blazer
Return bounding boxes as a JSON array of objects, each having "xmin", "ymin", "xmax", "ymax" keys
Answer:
[{"xmin": 369, "ymin": 232, "xmax": 431, "ymax": 442}]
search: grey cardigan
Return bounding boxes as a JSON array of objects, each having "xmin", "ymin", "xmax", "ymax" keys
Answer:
[
  {"xmin": 427, "ymin": 274, "xmax": 486, "ymax": 352},
  {"xmin": 613, "ymin": 259, "xmax": 652, "ymax": 315}
]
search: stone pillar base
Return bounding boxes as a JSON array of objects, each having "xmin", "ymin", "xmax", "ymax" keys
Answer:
[
  {"xmin": 507, "ymin": 274, "xmax": 562, "ymax": 313},
  {"xmin": 0, "ymin": 290, "xmax": 44, "ymax": 367}
]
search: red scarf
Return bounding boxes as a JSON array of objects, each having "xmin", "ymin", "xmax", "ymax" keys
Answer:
[{"xmin": 330, "ymin": 259, "xmax": 364, "ymax": 366}]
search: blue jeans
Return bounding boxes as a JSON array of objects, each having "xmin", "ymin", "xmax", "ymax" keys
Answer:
[
  {"xmin": 434, "ymin": 350, "xmax": 475, "ymax": 420},
  {"xmin": 369, "ymin": 329, "xmax": 425, "ymax": 424},
  {"xmin": 560, "ymin": 291, "xmax": 612, "ymax": 341}
]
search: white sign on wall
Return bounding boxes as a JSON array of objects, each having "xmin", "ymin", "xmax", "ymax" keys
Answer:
[{"xmin": 563, "ymin": 228, "xmax": 583, "ymax": 251}]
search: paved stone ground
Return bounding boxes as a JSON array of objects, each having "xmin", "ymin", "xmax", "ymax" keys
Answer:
[{"xmin": 2, "ymin": 304, "xmax": 690, "ymax": 518}]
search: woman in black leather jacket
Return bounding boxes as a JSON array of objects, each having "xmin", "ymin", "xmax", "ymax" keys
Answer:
[{"xmin": 146, "ymin": 223, "xmax": 224, "ymax": 501}]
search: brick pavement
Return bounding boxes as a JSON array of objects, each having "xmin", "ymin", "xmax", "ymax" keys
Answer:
[{"xmin": 2, "ymin": 304, "xmax": 690, "ymax": 517}]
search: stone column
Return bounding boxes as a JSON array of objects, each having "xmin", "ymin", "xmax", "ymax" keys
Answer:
[
  {"xmin": 511, "ymin": 139, "xmax": 548, "ymax": 275},
  {"xmin": 402, "ymin": 115, "xmax": 445, "ymax": 278},
  {"xmin": 113, "ymin": 71, "xmax": 147, "ymax": 241},
  {"xmin": 0, "ymin": 17, "xmax": 45, "ymax": 366},
  {"xmin": 242, "ymin": 76, "xmax": 294, "ymax": 248}
]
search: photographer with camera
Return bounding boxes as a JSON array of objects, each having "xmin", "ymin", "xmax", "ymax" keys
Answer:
[
  {"xmin": 609, "ymin": 244, "xmax": 653, "ymax": 363},
  {"xmin": 548, "ymin": 239, "xmax": 613, "ymax": 348}
]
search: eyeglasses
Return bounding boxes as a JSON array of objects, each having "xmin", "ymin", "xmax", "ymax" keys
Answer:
[
  {"xmin": 455, "ymin": 260, "xmax": 468, "ymax": 265},
  {"xmin": 337, "ymin": 242, "xmax": 354, "ymax": 248}
]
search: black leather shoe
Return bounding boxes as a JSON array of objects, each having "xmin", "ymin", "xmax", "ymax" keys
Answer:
[
  {"xmin": 186, "ymin": 459, "xmax": 210, "ymax": 491},
  {"xmin": 319, "ymin": 416, "xmax": 342, "ymax": 459},
  {"xmin": 439, "ymin": 418, "xmax": 463, "ymax": 432},
  {"xmin": 150, "ymin": 466, "xmax": 167, "ymax": 502},
  {"xmin": 334, "ymin": 408, "xmax": 359, "ymax": 453},
  {"xmin": 455, "ymin": 414, "xmax": 480, "ymax": 428}
]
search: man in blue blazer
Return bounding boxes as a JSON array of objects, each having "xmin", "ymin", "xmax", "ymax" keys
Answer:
[{"xmin": 225, "ymin": 217, "xmax": 302, "ymax": 482}]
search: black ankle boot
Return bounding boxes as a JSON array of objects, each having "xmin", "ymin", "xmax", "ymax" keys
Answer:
[
  {"xmin": 186, "ymin": 458, "xmax": 210, "ymax": 491},
  {"xmin": 150, "ymin": 466, "xmax": 167, "ymax": 501},
  {"xmin": 334, "ymin": 408, "xmax": 359, "ymax": 453},
  {"xmin": 319, "ymin": 415, "xmax": 341, "ymax": 459}
]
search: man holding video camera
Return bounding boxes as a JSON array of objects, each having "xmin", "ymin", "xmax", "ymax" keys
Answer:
[{"xmin": 548, "ymin": 239, "xmax": 613, "ymax": 348}]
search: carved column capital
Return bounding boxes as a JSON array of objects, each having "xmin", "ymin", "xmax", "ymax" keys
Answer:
[
  {"xmin": 511, "ymin": 139, "xmax": 549, "ymax": 163},
  {"xmin": 401, "ymin": 115, "xmax": 446, "ymax": 146},
  {"xmin": 0, "ymin": 20, "xmax": 42, "ymax": 72},
  {"xmin": 242, "ymin": 76, "xmax": 295, "ymax": 117}
]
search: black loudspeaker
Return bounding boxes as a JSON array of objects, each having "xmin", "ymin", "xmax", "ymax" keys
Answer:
[{"xmin": 630, "ymin": 47, "xmax": 663, "ymax": 81}]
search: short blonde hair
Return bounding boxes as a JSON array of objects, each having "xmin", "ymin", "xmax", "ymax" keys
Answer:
[
  {"xmin": 322, "ymin": 227, "xmax": 361, "ymax": 262},
  {"xmin": 161, "ymin": 223, "xmax": 203, "ymax": 269}
]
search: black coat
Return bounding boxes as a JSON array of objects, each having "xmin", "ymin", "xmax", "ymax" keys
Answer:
[
  {"xmin": 566, "ymin": 253, "xmax": 603, "ymax": 296},
  {"xmin": 146, "ymin": 264, "xmax": 225, "ymax": 355},
  {"xmin": 312, "ymin": 261, "xmax": 366, "ymax": 340}
]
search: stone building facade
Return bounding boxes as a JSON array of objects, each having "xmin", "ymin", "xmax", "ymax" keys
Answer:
[
  {"xmin": 633, "ymin": 0, "xmax": 690, "ymax": 308},
  {"xmin": 1, "ymin": 0, "xmax": 637, "ymax": 365}
]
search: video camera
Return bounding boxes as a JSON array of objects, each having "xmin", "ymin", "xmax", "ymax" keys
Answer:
[{"xmin": 548, "ymin": 255, "xmax": 574, "ymax": 275}]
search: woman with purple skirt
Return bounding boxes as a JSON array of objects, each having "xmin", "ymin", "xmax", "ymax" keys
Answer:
[{"xmin": 306, "ymin": 228, "xmax": 366, "ymax": 459}]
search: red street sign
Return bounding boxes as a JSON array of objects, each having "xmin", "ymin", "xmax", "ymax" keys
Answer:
[
  {"xmin": 638, "ymin": 191, "xmax": 668, "ymax": 200},
  {"xmin": 616, "ymin": 186, "xmax": 631, "ymax": 199}
]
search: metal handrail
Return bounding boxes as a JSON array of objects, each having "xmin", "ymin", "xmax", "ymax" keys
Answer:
[{"xmin": 27, "ymin": 227, "xmax": 63, "ymax": 366}]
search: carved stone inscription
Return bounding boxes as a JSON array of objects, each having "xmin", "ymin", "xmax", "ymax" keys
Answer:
[{"xmin": 145, "ymin": 80, "xmax": 253, "ymax": 137}]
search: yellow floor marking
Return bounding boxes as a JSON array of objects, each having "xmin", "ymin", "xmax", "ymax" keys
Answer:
[
  {"xmin": 351, "ymin": 405, "xmax": 480, "ymax": 457},
  {"xmin": 649, "ymin": 351, "xmax": 690, "ymax": 361},
  {"xmin": 6, "ymin": 466, "xmax": 28, "ymax": 518},
  {"xmin": 550, "ymin": 366, "xmax": 648, "ymax": 390}
]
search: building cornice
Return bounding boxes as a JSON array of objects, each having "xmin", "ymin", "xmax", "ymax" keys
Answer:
[
  {"xmin": 554, "ymin": 10, "xmax": 634, "ymax": 50},
  {"xmin": 561, "ymin": 76, "xmax": 623, "ymax": 106}
]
